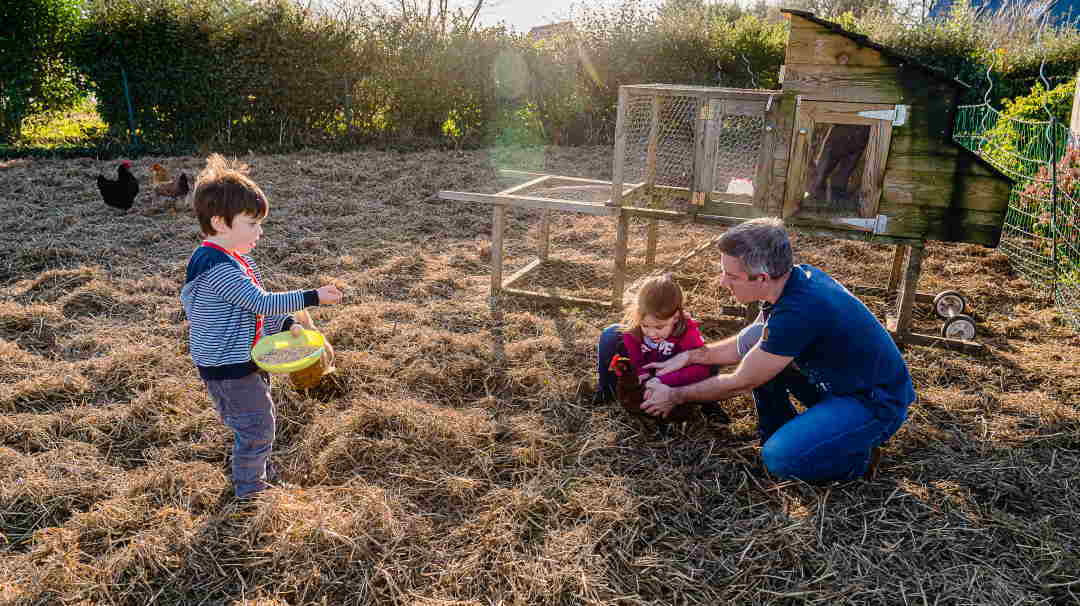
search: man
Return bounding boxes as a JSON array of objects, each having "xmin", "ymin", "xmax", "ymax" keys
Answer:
[{"xmin": 641, "ymin": 218, "xmax": 915, "ymax": 482}]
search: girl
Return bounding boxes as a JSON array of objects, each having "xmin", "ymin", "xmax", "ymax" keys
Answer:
[{"xmin": 594, "ymin": 274, "xmax": 728, "ymax": 421}]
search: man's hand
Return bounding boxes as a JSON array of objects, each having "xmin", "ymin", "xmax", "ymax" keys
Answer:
[
  {"xmin": 644, "ymin": 351, "xmax": 689, "ymax": 376},
  {"xmin": 641, "ymin": 379, "xmax": 677, "ymax": 418}
]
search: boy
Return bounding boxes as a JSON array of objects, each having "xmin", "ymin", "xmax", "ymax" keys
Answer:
[{"xmin": 181, "ymin": 154, "xmax": 343, "ymax": 500}]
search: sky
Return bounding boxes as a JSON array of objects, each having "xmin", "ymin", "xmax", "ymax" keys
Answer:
[{"xmin": 473, "ymin": 0, "xmax": 597, "ymax": 32}]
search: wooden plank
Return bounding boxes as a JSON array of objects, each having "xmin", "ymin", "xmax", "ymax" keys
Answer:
[
  {"xmin": 498, "ymin": 174, "xmax": 551, "ymax": 196},
  {"xmin": 894, "ymin": 242, "xmax": 923, "ymax": 337},
  {"xmin": 613, "ymin": 210, "xmax": 630, "ymax": 308},
  {"xmin": 783, "ymin": 97, "xmax": 813, "ymax": 217},
  {"xmin": 502, "ymin": 286, "xmax": 612, "ymax": 309},
  {"xmin": 860, "ymin": 118, "xmax": 892, "ymax": 218},
  {"xmin": 724, "ymin": 99, "xmax": 768, "ymax": 116},
  {"xmin": 502, "ymin": 258, "xmax": 542, "ymax": 289},
  {"xmin": 754, "ymin": 95, "xmax": 782, "ymax": 209},
  {"xmin": 877, "ymin": 204, "xmax": 1003, "ymax": 246},
  {"xmin": 692, "ymin": 94, "xmax": 709, "ymax": 205},
  {"xmin": 702, "ymin": 199, "xmax": 762, "ymax": 218},
  {"xmin": 701, "ymin": 99, "xmax": 723, "ymax": 199},
  {"xmin": 887, "ymin": 245, "xmax": 905, "ymax": 292},
  {"xmin": 538, "ymin": 211, "xmax": 551, "ymax": 261},
  {"xmin": 885, "ymin": 319, "xmax": 985, "ymax": 352},
  {"xmin": 786, "ymin": 24, "xmax": 893, "ymax": 67},
  {"xmin": 783, "ymin": 65, "xmax": 905, "ymax": 104},
  {"xmin": 611, "ymin": 87, "xmax": 630, "ymax": 206},
  {"xmin": 879, "ymin": 170, "xmax": 1011, "ymax": 213},
  {"xmin": 491, "ymin": 206, "xmax": 506, "ymax": 297},
  {"xmin": 438, "ymin": 190, "xmax": 617, "ymax": 216},
  {"xmin": 621, "ymin": 84, "xmax": 777, "ymax": 100},
  {"xmin": 887, "ymin": 138, "xmax": 1010, "ymax": 178}
]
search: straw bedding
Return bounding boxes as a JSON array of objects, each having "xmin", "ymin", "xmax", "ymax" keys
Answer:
[{"xmin": 0, "ymin": 146, "xmax": 1077, "ymax": 605}]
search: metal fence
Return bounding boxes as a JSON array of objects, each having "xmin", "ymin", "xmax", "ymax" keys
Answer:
[{"xmin": 953, "ymin": 104, "xmax": 1080, "ymax": 330}]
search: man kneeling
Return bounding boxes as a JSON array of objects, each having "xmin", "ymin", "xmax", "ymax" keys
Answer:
[{"xmin": 641, "ymin": 218, "xmax": 915, "ymax": 482}]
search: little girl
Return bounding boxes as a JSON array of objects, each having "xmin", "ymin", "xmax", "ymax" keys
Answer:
[{"xmin": 594, "ymin": 273, "xmax": 727, "ymax": 421}]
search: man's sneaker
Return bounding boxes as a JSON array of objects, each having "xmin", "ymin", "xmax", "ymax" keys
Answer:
[
  {"xmin": 864, "ymin": 446, "xmax": 882, "ymax": 480},
  {"xmin": 700, "ymin": 402, "xmax": 730, "ymax": 424}
]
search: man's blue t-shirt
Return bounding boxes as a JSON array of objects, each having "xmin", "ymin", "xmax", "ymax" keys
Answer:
[{"xmin": 759, "ymin": 264, "xmax": 916, "ymax": 416}]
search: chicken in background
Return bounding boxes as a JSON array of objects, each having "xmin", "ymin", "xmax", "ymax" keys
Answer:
[
  {"xmin": 150, "ymin": 163, "xmax": 191, "ymax": 211},
  {"xmin": 97, "ymin": 160, "xmax": 140, "ymax": 213}
]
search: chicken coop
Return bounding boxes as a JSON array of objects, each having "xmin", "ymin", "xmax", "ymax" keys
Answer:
[{"xmin": 440, "ymin": 9, "xmax": 1013, "ymax": 350}]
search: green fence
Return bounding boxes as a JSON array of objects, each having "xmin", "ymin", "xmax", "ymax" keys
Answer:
[{"xmin": 954, "ymin": 104, "xmax": 1080, "ymax": 330}]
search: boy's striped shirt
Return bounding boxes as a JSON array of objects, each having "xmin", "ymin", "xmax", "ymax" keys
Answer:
[{"xmin": 181, "ymin": 245, "xmax": 318, "ymax": 380}]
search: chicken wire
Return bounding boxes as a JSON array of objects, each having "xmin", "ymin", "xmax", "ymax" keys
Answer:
[
  {"xmin": 620, "ymin": 93, "xmax": 698, "ymax": 193},
  {"xmin": 954, "ymin": 104, "xmax": 1080, "ymax": 330},
  {"xmin": 495, "ymin": 196, "xmax": 732, "ymax": 311}
]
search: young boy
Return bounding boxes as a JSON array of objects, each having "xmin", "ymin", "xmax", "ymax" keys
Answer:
[{"xmin": 181, "ymin": 154, "xmax": 343, "ymax": 500}]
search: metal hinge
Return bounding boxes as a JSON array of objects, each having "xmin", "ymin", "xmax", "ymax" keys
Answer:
[
  {"xmin": 836, "ymin": 214, "xmax": 889, "ymax": 234},
  {"xmin": 857, "ymin": 105, "xmax": 909, "ymax": 126}
]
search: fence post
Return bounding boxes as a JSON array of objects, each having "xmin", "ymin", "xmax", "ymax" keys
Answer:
[
  {"xmin": 119, "ymin": 65, "xmax": 139, "ymax": 147},
  {"xmin": 1070, "ymin": 68, "xmax": 1080, "ymax": 138},
  {"xmin": 1051, "ymin": 118, "xmax": 1059, "ymax": 296}
]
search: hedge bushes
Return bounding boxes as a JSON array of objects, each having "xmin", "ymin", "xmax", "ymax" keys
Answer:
[{"xmin": 11, "ymin": 0, "xmax": 1080, "ymax": 151}]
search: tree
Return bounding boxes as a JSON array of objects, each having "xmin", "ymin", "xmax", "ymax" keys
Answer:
[{"xmin": 0, "ymin": 0, "xmax": 84, "ymax": 143}]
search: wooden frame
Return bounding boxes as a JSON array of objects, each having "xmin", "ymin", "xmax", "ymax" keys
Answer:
[{"xmin": 783, "ymin": 98, "xmax": 895, "ymax": 222}]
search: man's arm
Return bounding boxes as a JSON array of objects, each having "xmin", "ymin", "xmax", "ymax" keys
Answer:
[
  {"xmin": 684, "ymin": 333, "xmax": 742, "ymax": 367},
  {"xmin": 641, "ymin": 346, "xmax": 793, "ymax": 417}
]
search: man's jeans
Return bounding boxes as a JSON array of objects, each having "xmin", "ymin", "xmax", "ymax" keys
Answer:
[
  {"xmin": 738, "ymin": 323, "xmax": 906, "ymax": 483},
  {"xmin": 205, "ymin": 372, "xmax": 275, "ymax": 498}
]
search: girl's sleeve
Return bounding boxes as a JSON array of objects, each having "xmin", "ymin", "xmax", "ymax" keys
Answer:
[
  {"xmin": 621, "ymin": 332, "xmax": 647, "ymax": 376},
  {"xmin": 658, "ymin": 316, "xmax": 713, "ymax": 387}
]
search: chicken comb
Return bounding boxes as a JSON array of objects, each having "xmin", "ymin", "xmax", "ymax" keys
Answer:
[{"xmin": 607, "ymin": 354, "xmax": 631, "ymax": 376}]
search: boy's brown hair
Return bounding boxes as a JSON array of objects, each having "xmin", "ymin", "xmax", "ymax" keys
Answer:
[{"xmin": 192, "ymin": 154, "xmax": 268, "ymax": 235}]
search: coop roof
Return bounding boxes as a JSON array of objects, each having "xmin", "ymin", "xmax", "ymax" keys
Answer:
[{"xmin": 780, "ymin": 9, "xmax": 971, "ymax": 90}]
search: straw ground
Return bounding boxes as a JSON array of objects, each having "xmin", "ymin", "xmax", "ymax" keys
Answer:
[{"xmin": 0, "ymin": 147, "xmax": 1078, "ymax": 605}]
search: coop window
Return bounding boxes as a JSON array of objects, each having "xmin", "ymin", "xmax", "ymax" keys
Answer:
[{"xmin": 784, "ymin": 100, "xmax": 895, "ymax": 224}]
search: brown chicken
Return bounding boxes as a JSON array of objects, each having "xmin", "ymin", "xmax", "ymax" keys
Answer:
[
  {"xmin": 609, "ymin": 354, "xmax": 693, "ymax": 424},
  {"xmin": 150, "ymin": 163, "xmax": 191, "ymax": 210}
]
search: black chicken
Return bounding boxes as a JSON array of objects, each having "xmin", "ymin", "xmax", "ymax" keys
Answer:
[
  {"xmin": 97, "ymin": 161, "xmax": 139, "ymax": 212},
  {"xmin": 608, "ymin": 354, "xmax": 694, "ymax": 424}
]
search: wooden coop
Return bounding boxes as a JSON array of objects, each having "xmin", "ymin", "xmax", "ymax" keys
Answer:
[{"xmin": 439, "ymin": 9, "xmax": 1013, "ymax": 350}]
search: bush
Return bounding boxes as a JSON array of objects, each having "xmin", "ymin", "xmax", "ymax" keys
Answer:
[{"xmin": 0, "ymin": 0, "xmax": 84, "ymax": 143}]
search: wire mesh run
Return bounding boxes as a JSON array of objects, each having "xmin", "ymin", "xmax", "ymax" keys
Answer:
[{"xmin": 953, "ymin": 104, "xmax": 1080, "ymax": 331}]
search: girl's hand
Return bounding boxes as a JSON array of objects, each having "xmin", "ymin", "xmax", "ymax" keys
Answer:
[
  {"xmin": 317, "ymin": 285, "xmax": 344, "ymax": 305},
  {"xmin": 638, "ymin": 373, "xmax": 651, "ymax": 385},
  {"xmin": 644, "ymin": 351, "xmax": 689, "ymax": 376}
]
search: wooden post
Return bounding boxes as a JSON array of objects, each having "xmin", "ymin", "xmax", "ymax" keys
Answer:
[
  {"xmin": 491, "ymin": 206, "xmax": 506, "ymax": 297},
  {"xmin": 887, "ymin": 244, "xmax": 906, "ymax": 292},
  {"xmin": 645, "ymin": 94, "xmax": 662, "ymax": 267},
  {"xmin": 612, "ymin": 209, "xmax": 630, "ymax": 308},
  {"xmin": 610, "ymin": 87, "xmax": 629, "ymax": 206},
  {"xmin": 893, "ymin": 242, "xmax": 924, "ymax": 338},
  {"xmin": 538, "ymin": 210, "xmax": 550, "ymax": 261}
]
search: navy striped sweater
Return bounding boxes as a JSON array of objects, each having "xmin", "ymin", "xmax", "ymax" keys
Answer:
[{"xmin": 181, "ymin": 245, "xmax": 318, "ymax": 381}]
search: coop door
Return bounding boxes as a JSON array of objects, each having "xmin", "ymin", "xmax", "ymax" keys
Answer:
[{"xmin": 783, "ymin": 100, "xmax": 896, "ymax": 224}]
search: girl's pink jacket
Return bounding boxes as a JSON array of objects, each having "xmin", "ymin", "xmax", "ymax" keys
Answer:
[{"xmin": 621, "ymin": 315, "xmax": 713, "ymax": 387}]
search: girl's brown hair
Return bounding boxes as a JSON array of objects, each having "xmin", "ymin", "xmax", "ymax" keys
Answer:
[
  {"xmin": 192, "ymin": 154, "xmax": 269, "ymax": 236},
  {"xmin": 621, "ymin": 273, "xmax": 687, "ymax": 340}
]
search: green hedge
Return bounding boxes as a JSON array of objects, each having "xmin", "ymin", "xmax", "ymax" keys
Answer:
[{"xmin": 9, "ymin": 0, "xmax": 1080, "ymax": 152}]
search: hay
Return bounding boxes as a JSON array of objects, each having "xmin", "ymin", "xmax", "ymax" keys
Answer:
[{"xmin": 0, "ymin": 147, "xmax": 1077, "ymax": 604}]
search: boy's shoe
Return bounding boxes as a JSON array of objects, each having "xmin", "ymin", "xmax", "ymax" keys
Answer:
[{"xmin": 700, "ymin": 402, "xmax": 730, "ymax": 424}]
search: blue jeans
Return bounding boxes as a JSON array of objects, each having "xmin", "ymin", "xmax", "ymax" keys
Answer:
[
  {"xmin": 739, "ymin": 323, "xmax": 907, "ymax": 483},
  {"xmin": 205, "ymin": 372, "xmax": 276, "ymax": 498},
  {"xmin": 596, "ymin": 324, "xmax": 625, "ymax": 398}
]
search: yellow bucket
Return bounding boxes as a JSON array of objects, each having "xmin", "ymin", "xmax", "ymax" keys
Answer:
[{"xmin": 251, "ymin": 329, "xmax": 326, "ymax": 374}]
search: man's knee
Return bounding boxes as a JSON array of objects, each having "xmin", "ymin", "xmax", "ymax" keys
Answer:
[{"xmin": 760, "ymin": 439, "xmax": 799, "ymax": 479}]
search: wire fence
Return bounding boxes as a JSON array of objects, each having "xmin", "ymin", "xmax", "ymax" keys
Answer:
[{"xmin": 954, "ymin": 104, "xmax": 1080, "ymax": 330}]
